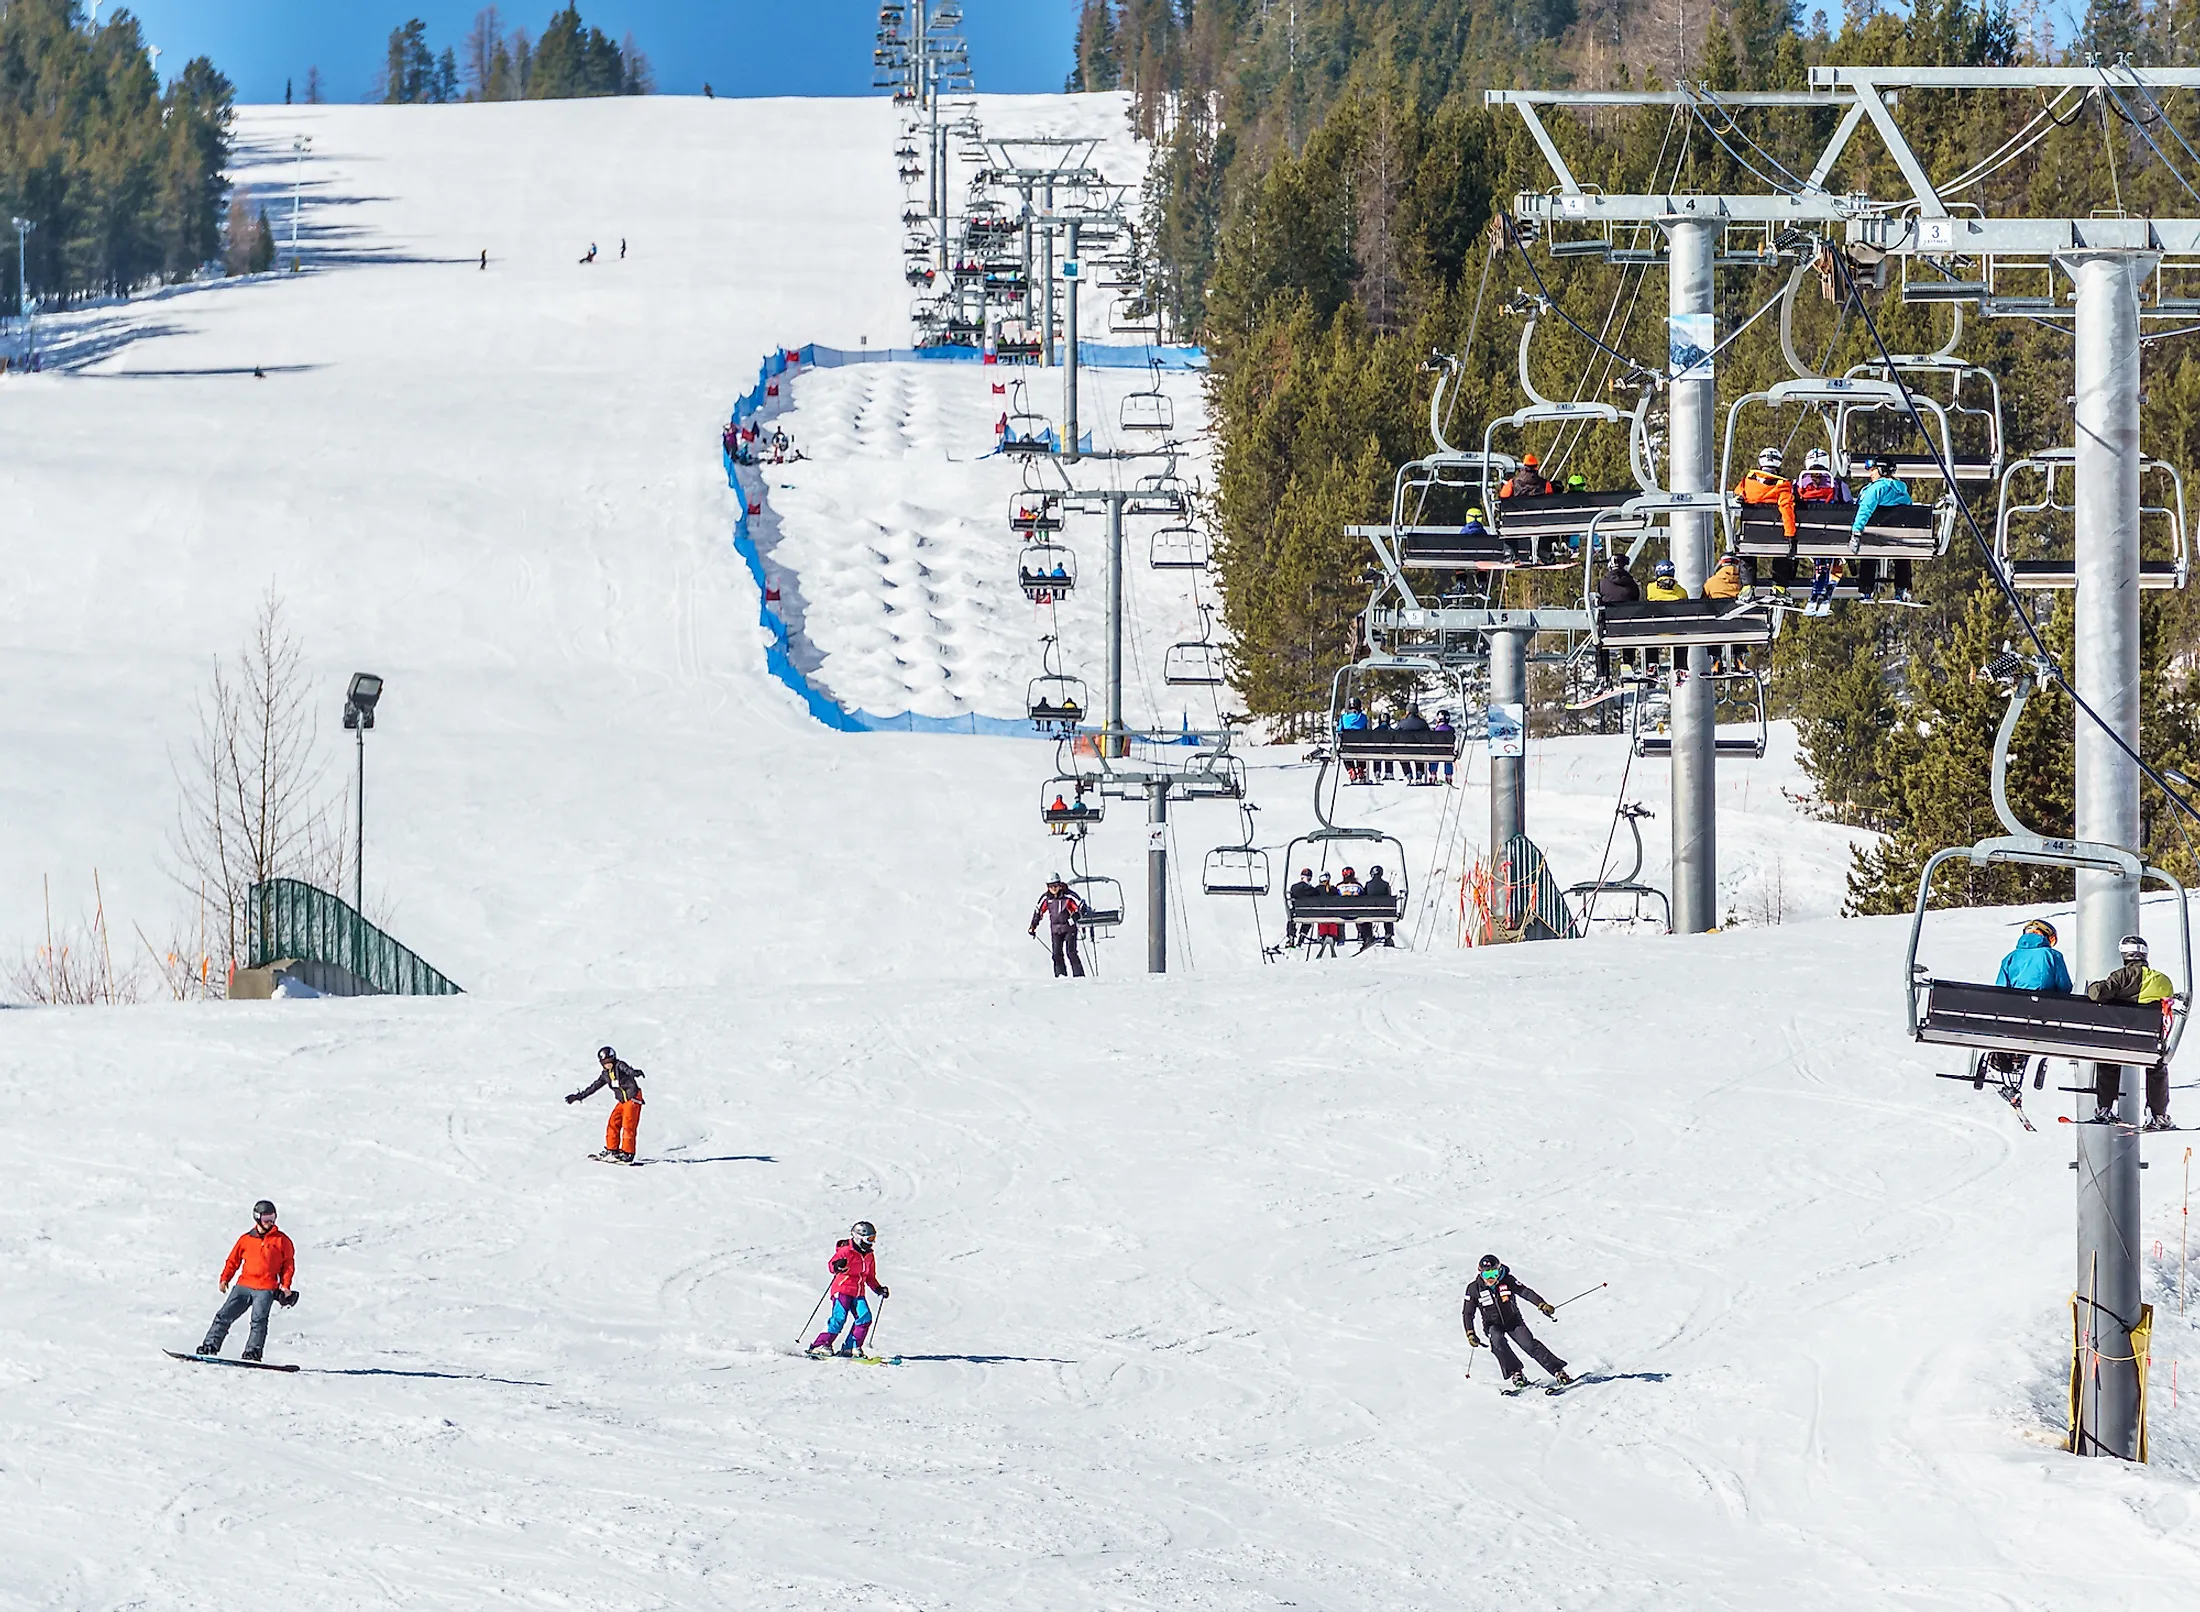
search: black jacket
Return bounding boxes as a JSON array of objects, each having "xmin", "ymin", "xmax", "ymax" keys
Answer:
[
  {"xmin": 1463, "ymin": 1267, "xmax": 1549, "ymax": 1339},
  {"xmin": 1597, "ymin": 566, "xmax": 1641, "ymax": 605},
  {"xmin": 572, "ymin": 1057, "xmax": 646, "ymax": 1105},
  {"xmin": 1361, "ymin": 874, "xmax": 1393, "ymax": 900},
  {"xmin": 1396, "ymin": 710, "xmax": 1429, "ymax": 734}
]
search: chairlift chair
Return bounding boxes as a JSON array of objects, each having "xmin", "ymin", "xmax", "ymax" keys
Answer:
[
  {"xmin": 1993, "ymin": 449, "xmax": 2190, "ymax": 591},
  {"xmin": 1018, "ymin": 543, "xmax": 1077, "ymax": 601},
  {"xmin": 1001, "ymin": 381, "xmax": 1055, "ymax": 459},
  {"xmin": 1039, "ymin": 776, "xmax": 1103, "ymax": 828},
  {"xmin": 1583, "ymin": 500, "xmax": 1778, "ymax": 653},
  {"xmin": 1175, "ymin": 750, "xmax": 1246, "ymax": 801},
  {"xmin": 1119, "ymin": 360, "xmax": 1174, "ymax": 433},
  {"xmin": 1282, "ymin": 830, "xmax": 1411, "ymax": 926},
  {"xmin": 1010, "ymin": 494, "xmax": 1063, "ymax": 535},
  {"xmin": 1630, "ymin": 672, "xmax": 1767, "ymax": 759},
  {"xmin": 1907, "ymin": 653, "xmax": 2194, "ymax": 1068},
  {"xmin": 1027, "ymin": 674, "xmax": 1087, "ymax": 735},
  {"xmin": 1203, "ymin": 805, "xmax": 1271, "ymax": 897},
  {"xmin": 1561, "ymin": 802, "xmax": 1672, "ymax": 934},
  {"xmin": 1328, "ymin": 658, "xmax": 1468, "ymax": 771},
  {"xmin": 1149, "ymin": 521, "xmax": 1209, "ymax": 571},
  {"xmin": 1841, "ymin": 304, "xmax": 2005, "ymax": 482},
  {"xmin": 1069, "ymin": 875, "xmax": 1125, "ymax": 931},
  {"xmin": 1163, "ymin": 605, "xmax": 1227, "ymax": 687}
]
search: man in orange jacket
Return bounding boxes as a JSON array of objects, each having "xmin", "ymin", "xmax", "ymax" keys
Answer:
[{"xmin": 197, "ymin": 1199, "xmax": 297, "ymax": 1362}]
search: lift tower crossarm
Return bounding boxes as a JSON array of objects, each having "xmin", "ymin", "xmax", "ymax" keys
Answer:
[{"xmin": 1487, "ymin": 87, "xmax": 1860, "ymax": 206}]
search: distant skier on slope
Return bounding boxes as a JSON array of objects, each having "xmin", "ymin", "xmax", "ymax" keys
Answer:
[
  {"xmin": 567, "ymin": 1045, "xmax": 646, "ymax": 1163},
  {"xmin": 808, "ymin": 1221, "xmax": 890, "ymax": 1357},
  {"xmin": 197, "ymin": 1199, "xmax": 298, "ymax": 1362},
  {"xmin": 1464, "ymin": 1253, "xmax": 1574, "ymax": 1391}
]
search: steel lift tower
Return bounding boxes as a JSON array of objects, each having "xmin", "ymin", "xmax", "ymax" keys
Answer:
[{"xmin": 1498, "ymin": 62, "xmax": 2200, "ymax": 1461}]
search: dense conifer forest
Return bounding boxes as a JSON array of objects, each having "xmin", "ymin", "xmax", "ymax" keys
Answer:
[{"xmin": 1071, "ymin": 0, "xmax": 2200, "ymax": 911}]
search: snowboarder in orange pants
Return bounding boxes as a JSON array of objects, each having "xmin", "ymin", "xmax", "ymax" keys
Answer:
[{"xmin": 567, "ymin": 1045, "xmax": 646, "ymax": 1163}]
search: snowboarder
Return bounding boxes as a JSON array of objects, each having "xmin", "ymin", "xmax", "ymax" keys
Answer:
[
  {"xmin": 1464, "ymin": 1254, "xmax": 1573, "ymax": 1390},
  {"xmin": 198, "ymin": 1200, "xmax": 298, "ymax": 1362},
  {"xmin": 1029, "ymin": 875, "xmax": 1086, "ymax": 978},
  {"xmin": 567, "ymin": 1045, "xmax": 646, "ymax": 1162},
  {"xmin": 580, "ymin": 242, "xmax": 598, "ymax": 264},
  {"xmin": 2086, "ymin": 934, "xmax": 2177, "ymax": 1128},
  {"xmin": 808, "ymin": 1221, "xmax": 890, "ymax": 1357}
]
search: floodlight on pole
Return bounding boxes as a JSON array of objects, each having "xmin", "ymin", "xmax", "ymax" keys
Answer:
[{"xmin": 342, "ymin": 673, "xmax": 383, "ymax": 912}]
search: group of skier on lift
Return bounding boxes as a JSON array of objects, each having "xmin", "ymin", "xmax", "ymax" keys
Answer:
[{"xmin": 1991, "ymin": 920, "xmax": 2179, "ymax": 1129}]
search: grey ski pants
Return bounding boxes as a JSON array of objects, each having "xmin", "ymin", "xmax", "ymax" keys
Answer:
[
  {"xmin": 202, "ymin": 1285, "xmax": 278, "ymax": 1355},
  {"xmin": 1488, "ymin": 1324, "xmax": 1566, "ymax": 1380}
]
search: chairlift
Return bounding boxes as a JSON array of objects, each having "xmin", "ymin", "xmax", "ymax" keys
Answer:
[
  {"xmin": 1993, "ymin": 449, "xmax": 2190, "ymax": 591},
  {"xmin": 1018, "ymin": 543, "xmax": 1077, "ymax": 601},
  {"xmin": 1119, "ymin": 359, "xmax": 1174, "ymax": 434},
  {"xmin": 1163, "ymin": 605, "xmax": 1226, "ymax": 687},
  {"xmin": 1907, "ymin": 652, "xmax": 2193, "ymax": 1070},
  {"xmin": 1009, "ymin": 493, "xmax": 1063, "ymax": 534},
  {"xmin": 1175, "ymin": 750, "xmax": 1246, "ymax": 801},
  {"xmin": 1203, "ymin": 805, "xmax": 1271, "ymax": 897},
  {"xmin": 1039, "ymin": 775, "xmax": 1103, "ymax": 829},
  {"xmin": 1584, "ymin": 498, "xmax": 1778, "ymax": 655},
  {"xmin": 1480, "ymin": 311, "xmax": 1663, "ymax": 547},
  {"xmin": 1028, "ymin": 641, "xmax": 1087, "ymax": 734},
  {"xmin": 1149, "ymin": 521, "xmax": 1209, "ymax": 571},
  {"xmin": 1631, "ymin": 671, "xmax": 1767, "ymax": 760},
  {"xmin": 1328, "ymin": 658, "xmax": 1468, "ymax": 778},
  {"xmin": 1840, "ymin": 303, "xmax": 2004, "ymax": 482},
  {"xmin": 1282, "ymin": 830, "xmax": 1410, "ymax": 929},
  {"xmin": 1065, "ymin": 836, "xmax": 1123, "ymax": 931},
  {"xmin": 1561, "ymin": 803, "xmax": 1672, "ymax": 934},
  {"xmin": 1001, "ymin": 380, "xmax": 1055, "ymax": 458}
]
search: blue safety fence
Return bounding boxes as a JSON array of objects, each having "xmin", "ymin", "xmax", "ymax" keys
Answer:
[{"xmin": 723, "ymin": 338, "xmax": 1208, "ymax": 738}]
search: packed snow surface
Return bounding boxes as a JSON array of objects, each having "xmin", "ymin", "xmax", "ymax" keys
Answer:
[{"xmin": 1, "ymin": 94, "xmax": 2197, "ymax": 1611}]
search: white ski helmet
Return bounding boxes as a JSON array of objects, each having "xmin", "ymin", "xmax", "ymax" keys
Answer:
[
  {"xmin": 2120, "ymin": 934, "xmax": 2150, "ymax": 961},
  {"xmin": 850, "ymin": 1221, "xmax": 877, "ymax": 1250}
]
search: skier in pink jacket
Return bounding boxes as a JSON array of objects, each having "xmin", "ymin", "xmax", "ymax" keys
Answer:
[{"xmin": 808, "ymin": 1221, "xmax": 890, "ymax": 1357}]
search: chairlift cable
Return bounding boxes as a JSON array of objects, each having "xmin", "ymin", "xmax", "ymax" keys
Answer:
[
  {"xmin": 1499, "ymin": 214, "xmax": 1662, "ymax": 383},
  {"xmin": 1938, "ymin": 88, "xmax": 2082, "ymax": 196},
  {"xmin": 2095, "ymin": 72, "xmax": 2200, "ymax": 208},
  {"xmin": 1832, "ymin": 248, "xmax": 2200, "ymax": 859},
  {"xmin": 1683, "ymin": 98, "xmax": 1804, "ymax": 198},
  {"xmin": 2122, "ymin": 78, "xmax": 2200, "ymax": 194},
  {"xmin": 1686, "ymin": 88, "xmax": 1813, "ymax": 195}
]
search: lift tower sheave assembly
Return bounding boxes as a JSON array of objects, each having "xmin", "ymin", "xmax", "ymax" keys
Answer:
[{"xmin": 1499, "ymin": 63, "xmax": 2200, "ymax": 1464}]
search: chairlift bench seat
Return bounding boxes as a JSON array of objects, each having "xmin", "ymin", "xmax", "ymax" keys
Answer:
[
  {"xmin": 2007, "ymin": 559, "xmax": 2186, "ymax": 590},
  {"xmin": 1041, "ymin": 803, "xmax": 1101, "ymax": 825},
  {"xmin": 1496, "ymin": 492, "xmax": 1647, "ymax": 542},
  {"xmin": 1286, "ymin": 891, "xmax": 1407, "ymax": 923},
  {"xmin": 1335, "ymin": 728, "xmax": 1461, "ymax": 763},
  {"xmin": 1913, "ymin": 978, "xmax": 2169, "ymax": 1065},
  {"xmin": 1594, "ymin": 599, "xmax": 1777, "ymax": 650},
  {"xmin": 1388, "ymin": 526, "xmax": 1530, "ymax": 569},
  {"xmin": 1736, "ymin": 501, "xmax": 1940, "ymax": 560}
]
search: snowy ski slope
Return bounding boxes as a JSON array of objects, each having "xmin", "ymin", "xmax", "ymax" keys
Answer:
[{"xmin": 1, "ymin": 93, "xmax": 2197, "ymax": 1611}]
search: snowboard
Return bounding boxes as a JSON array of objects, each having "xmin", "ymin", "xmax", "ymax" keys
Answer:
[
  {"xmin": 590, "ymin": 1151, "xmax": 644, "ymax": 1165},
  {"xmin": 165, "ymin": 1348, "xmax": 299, "ymax": 1373}
]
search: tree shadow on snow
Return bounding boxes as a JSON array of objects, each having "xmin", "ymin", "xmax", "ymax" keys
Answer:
[{"xmin": 307, "ymin": 1366, "xmax": 549, "ymax": 1385}]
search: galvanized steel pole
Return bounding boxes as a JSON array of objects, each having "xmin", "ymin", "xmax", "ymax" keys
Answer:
[
  {"xmin": 2068, "ymin": 250, "xmax": 2148, "ymax": 1459},
  {"xmin": 1665, "ymin": 216, "xmax": 1720, "ymax": 934},
  {"xmin": 1105, "ymin": 491, "xmax": 1125, "ymax": 758},
  {"xmin": 1147, "ymin": 776, "xmax": 1168, "ymax": 974},
  {"xmin": 1489, "ymin": 625, "xmax": 1528, "ymax": 848},
  {"xmin": 1062, "ymin": 221, "xmax": 1082, "ymax": 461}
]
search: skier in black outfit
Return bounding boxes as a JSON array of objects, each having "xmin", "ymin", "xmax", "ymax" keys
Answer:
[
  {"xmin": 1028, "ymin": 875, "xmax": 1086, "ymax": 978},
  {"xmin": 1464, "ymin": 1253, "xmax": 1573, "ymax": 1389}
]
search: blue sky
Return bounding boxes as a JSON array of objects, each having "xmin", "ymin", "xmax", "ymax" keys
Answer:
[{"xmin": 113, "ymin": 2, "xmax": 1082, "ymax": 104}]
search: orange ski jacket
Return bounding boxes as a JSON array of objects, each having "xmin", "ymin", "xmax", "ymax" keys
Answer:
[
  {"xmin": 1736, "ymin": 468, "xmax": 1797, "ymax": 536},
  {"xmin": 220, "ymin": 1225, "xmax": 296, "ymax": 1292}
]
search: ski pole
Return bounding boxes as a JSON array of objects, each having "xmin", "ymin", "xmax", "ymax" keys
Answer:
[
  {"xmin": 864, "ymin": 1294, "xmax": 888, "ymax": 1357},
  {"xmin": 794, "ymin": 1279, "xmax": 833, "ymax": 1347},
  {"xmin": 1464, "ymin": 1332, "xmax": 1480, "ymax": 1379},
  {"xmin": 1552, "ymin": 1282, "xmax": 1608, "ymax": 1311}
]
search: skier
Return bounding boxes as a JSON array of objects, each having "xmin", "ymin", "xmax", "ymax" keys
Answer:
[
  {"xmin": 1029, "ymin": 875, "xmax": 1086, "ymax": 978},
  {"xmin": 580, "ymin": 242, "xmax": 597, "ymax": 264},
  {"xmin": 619, "ymin": 237, "xmax": 627, "ymax": 259},
  {"xmin": 1499, "ymin": 452, "xmax": 1553, "ymax": 500},
  {"xmin": 1850, "ymin": 457, "xmax": 1915, "ymax": 600},
  {"xmin": 197, "ymin": 1200, "xmax": 298, "ymax": 1362},
  {"xmin": 1286, "ymin": 867, "xmax": 1317, "ymax": 948},
  {"xmin": 1463, "ymin": 1253, "xmax": 1574, "ymax": 1390},
  {"xmin": 1593, "ymin": 554, "xmax": 1641, "ymax": 686},
  {"xmin": 2086, "ymin": 934, "xmax": 2177, "ymax": 1128},
  {"xmin": 1358, "ymin": 864, "xmax": 1395, "ymax": 952},
  {"xmin": 808, "ymin": 1220, "xmax": 890, "ymax": 1357},
  {"xmin": 567, "ymin": 1045, "xmax": 646, "ymax": 1163},
  {"xmin": 1974, "ymin": 919, "xmax": 2072, "ymax": 1101}
]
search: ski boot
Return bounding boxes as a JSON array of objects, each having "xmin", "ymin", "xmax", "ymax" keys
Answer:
[
  {"xmin": 1551, "ymin": 1371, "xmax": 1575, "ymax": 1387},
  {"xmin": 614, "ymin": 1150, "xmax": 636, "ymax": 1164},
  {"xmin": 195, "ymin": 1343, "xmax": 220, "ymax": 1356},
  {"xmin": 2094, "ymin": 1106, "xmax": 2120, "ymax": 1125},
  {"xmin": 1507, "ymin": 1371, "xmax": 1529, "ymax": 1390},
  {"xmin": 241, "ymin": 1347, "xmax": 263, "ymax": 1362}
]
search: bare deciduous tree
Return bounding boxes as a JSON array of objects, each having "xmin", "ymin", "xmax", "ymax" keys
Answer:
[
  {"xmin": 10, "ymin": 873, "xmax": 141, "ymax": 1005},
  {"xmin": 171, "ymin": 593, "xmax": 351, "ymax": 973}
]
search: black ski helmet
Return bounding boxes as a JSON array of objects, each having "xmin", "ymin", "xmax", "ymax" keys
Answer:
[
  {"xmin": 253, "ymin": 1200, "xmax": 277, "ymax": 1219},
  {"xmin": 1478, "ymin": 1253, "xmax": 1502, "ymax": 1275},
  {"xmin": 850, "ymin": 1220, "xmax": 877, "ymax": 1249},
  {"xmin": 597, "ymin": 1045, "xmax": 616, "ymax": 1063}
]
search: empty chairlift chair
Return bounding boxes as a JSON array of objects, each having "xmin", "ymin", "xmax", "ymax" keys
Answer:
[
  {"xmin": 1995, "ymin": 449, "xmax": 2190, "ymax": 592},
  {"xmin": 1163, "ymin": 606, "xmax": 1227, "ymax": 687},
  {"xmin": 1118, "ymin": 360, "xmax": 1174, "ymax": 434},
  {"xmin": 1203, "ymin": 807, "xmax": 1271, "ymax": 897},
  {"xmin": 1149, "ymin": 521, "xmax": 1209, "ymax": 571},
  {"xmin": 1069, "ymin": 875, "xmax": 1124, "ymax": 932},
  {"xmin": 1631, "ymin": 673, "xmax": 1767, "ymax": 759}
]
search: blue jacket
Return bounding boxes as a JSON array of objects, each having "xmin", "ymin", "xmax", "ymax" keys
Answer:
[
  {"xmin": 1996, "ymin": 931, "xmax": 2073, "ymax": 993},
  {"xmin": 1853, "ymin": 475, "xmax": 1912, "ymax": 533},
  {"xmin": 1338, "ymin": 710, "xmax": 1369, "ymax": 731}
]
